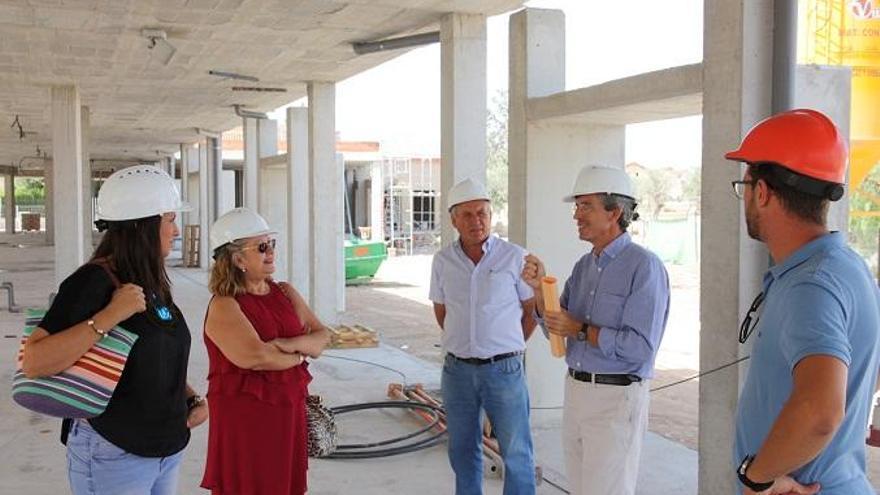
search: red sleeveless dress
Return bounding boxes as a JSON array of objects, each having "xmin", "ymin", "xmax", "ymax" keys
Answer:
[{"xmin": 201, "ymin": 282, "xmax": 313, "ymax": 495}]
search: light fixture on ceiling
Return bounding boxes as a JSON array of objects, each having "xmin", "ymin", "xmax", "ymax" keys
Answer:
[
  {"xmin": 142, "ymin": 28, "xmax": 177, "ymax": 66},
  {"xmin": 352, "ymin": 31, "xmax": 440, "ymax": 55},
  {"xmin": 231, "ymin": 86, "xmax": 287, "ymax": 93},
  {"xmin": 208, "ymin": 70, "xmax": 260, "ymax": 82}
]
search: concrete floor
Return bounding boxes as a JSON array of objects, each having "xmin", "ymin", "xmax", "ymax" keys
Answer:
[{"xmin": 0, "ymin": 232, "xmax": 698, "ymax": 494}]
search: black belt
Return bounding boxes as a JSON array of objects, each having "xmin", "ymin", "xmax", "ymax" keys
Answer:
[
  {"xmin": 448, "ymin": 351, "xmax": 523, "ymax": 366},
  {"xmin": 568, "ymin": 368, "xmax": 641, "ymax": 386}
]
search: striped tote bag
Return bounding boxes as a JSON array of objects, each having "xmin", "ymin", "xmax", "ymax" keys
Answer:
[{"xmin": 12, "ymin": 308, "xmax": 138, "ymax": 418}]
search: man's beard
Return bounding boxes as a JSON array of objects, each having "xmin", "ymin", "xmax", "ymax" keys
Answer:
[{"xmin": 745, "ymin": 199, "xmax": 761, "ymax": 241}]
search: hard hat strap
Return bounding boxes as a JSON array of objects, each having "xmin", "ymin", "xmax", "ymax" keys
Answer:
[{"xmin": 752, "ymin": 162, "xmax": 844, "ymax": 201}]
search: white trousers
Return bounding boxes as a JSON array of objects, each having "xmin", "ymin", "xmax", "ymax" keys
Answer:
[{"xmin": 563, "ymin": 374, "xmax": 650, "ymax": 495}]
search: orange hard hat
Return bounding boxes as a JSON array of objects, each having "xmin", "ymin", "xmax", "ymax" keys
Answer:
[{"xmin": 724, "ymin": 108, "xmax": 848, "ymax": 184}]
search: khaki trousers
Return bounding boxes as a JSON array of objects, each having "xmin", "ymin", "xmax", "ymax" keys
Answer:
[{"xmin": 562, "ymin": 374, "xmax": 650, "ymax": 495}]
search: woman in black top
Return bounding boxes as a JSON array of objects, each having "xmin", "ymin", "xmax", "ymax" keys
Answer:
[{"xmin": 20, "ymin": 165, "xmax": 207, "ymax": 495}]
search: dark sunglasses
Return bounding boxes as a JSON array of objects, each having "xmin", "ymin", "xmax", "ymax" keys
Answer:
[
  {"xmin": 241, "ymin": 238, "xmax": 276, "ymax": 254},
  {"xmin": 739, "ymin": 291, "xmax": 765, "ymax": 344}
]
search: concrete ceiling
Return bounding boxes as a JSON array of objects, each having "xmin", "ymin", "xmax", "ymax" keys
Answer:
[{"xmin": 0, "ymin": 0, "xmax": 524, "ymax": 169}]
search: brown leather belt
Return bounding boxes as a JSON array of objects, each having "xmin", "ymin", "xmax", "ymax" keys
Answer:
[{"xmin": 568, "ymin": 368, "xmax": 641, "ymax": 386}]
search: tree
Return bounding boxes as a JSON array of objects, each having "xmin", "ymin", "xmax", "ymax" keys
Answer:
[
  {"xmin": 486, "ymin": 90, "xmax": 508, "ymax": 217},
  {"xmin": 15, "ymin": 178, "xmax": 45, "ymax": 206}
]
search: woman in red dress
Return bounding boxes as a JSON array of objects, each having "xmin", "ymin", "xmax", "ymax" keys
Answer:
[{"xmin": 200, "ymin": 207, "xmax": 331, "ymax": 495}]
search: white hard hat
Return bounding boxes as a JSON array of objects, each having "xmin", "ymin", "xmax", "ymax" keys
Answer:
[
  {"xmin": 96, "ymin": 165, "xmax": 190, "ymax": 221},
  {"xmin": 563, "ymin": 165, "xmax": 636, "ymax": 202},
  {"xmin": 446, "ymin": 177, "xmax": 490, "ymax": 211},
  {"xmin": 210, "ymin": 207, "xmax": 277, "ymax": 252}
]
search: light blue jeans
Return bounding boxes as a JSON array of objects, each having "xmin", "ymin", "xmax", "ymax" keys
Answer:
[
  {"xmin": 441, "ymin": 353, "xmax": 536, "ymax": 495},
  {"xmin": 66, "ymin": 420, "xmax": 183, "ymax": 495}
]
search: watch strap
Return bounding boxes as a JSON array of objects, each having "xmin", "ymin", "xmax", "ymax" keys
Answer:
[{"xmin": 737, "ymin": 455, "xmax": 774, "ymax": 492}]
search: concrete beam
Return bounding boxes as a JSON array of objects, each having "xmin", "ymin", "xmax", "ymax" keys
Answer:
[
  {"xmin": 527, "ymin": 64, "xmax": 703, "ymax": 126},
  {"xmin": 699, "ymin": 1, "xmax": 773, "ymax": 493},
  {"xmin": 308, "ymin": 81, "xmax": 342, "ymax": 324},
  {"xmin": 286, "ymin": 107, "xmax": 311, "ymax": 302},
  {"xmin": 51, "ymin": 86, "xmax": 85, "ymax": 285},
  {"xmin": 440, "ymin": 12, "xmax": 488, "ymax": 245}
]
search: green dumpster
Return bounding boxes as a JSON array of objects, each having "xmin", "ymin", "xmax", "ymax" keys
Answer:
[{"xmin": 344, "ymin": 237, "xmax": 387, "ymax": 284}]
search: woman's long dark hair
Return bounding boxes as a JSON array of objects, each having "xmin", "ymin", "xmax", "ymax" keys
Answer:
[{"xmin": 91, "ymin": 215, "xmax": 172, "ymax": 304}]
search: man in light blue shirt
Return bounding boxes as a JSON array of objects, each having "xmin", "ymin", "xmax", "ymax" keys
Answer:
[
  {"xmin": 430, "ymin": 177, "xmax": 537, "ymax": 495},
  {"xmin": 522, "ymin": 165, "xmax": 669, "ymax": 495},
  {"xmin": 726, "ymin": 109, "xmax": 880, "ymax": 495}
]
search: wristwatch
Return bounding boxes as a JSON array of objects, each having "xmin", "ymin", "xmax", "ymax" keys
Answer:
[
  {"xmin": 186, "ymin": 394, "xmax": 205, "ymax": 411},
  {"xmin": 576, "ymin": 323, "xmax": 588, "ymax": 342},
  {"xmin": 737, "ymin": 455, "xmax": 774, "ymax": 492}
]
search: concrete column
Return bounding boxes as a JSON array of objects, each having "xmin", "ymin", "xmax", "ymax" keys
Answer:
[
  {"xmin": 180, "ymin": 144, "xmax": 191, "ymax": 225},
  {"xmin": 257, "ymin": 119, "xmax": 278, "ymax": 218},
  {"xmin": 44, "ymin": 162, "xmax": 53, "ymax": 243},
  {"xmin": 369, "ymin": 161, "xmax": 384, "ymax": 242},
  {"xmin": 440, "ymin": 12, "xmax": 488, "ymax": 245},
  {"xmin": 243, "ymin": 117, "xmax": 259, "ymax": 211},
  {"xmin": 795, "ymin": 65, "xmax": 852, "ymax": 232},
  {"xmin": 286, "ymin": 107, "xmax": 311, "ymax": 301},
  {"xmin": 51, "ymin": 85, "xmax": 85, "ymax": 285},
  {"xmin": 699, "ymin": 1, "xmax": 774, "ymax": 493},
  {"xmin": 81, "ymin": 106, "xmax": 92, "ymax": 257},
  {"xmin": 510, "ymin": 8, "xmax": 594, "ymax": 409},
  {"xmin": 207, "ymin": 137, "xmax": 221, "ymax": 223},
  {"xmin": 198, "ymin": 142, "xmax": 210, "ymax": 270},
  {"xmin": 308, "ymin": 82, "xmax": 341, "ymax": 323},
  {"xmin": 3, "ymin": 174, "xmax": 14, "ymax": 234}
]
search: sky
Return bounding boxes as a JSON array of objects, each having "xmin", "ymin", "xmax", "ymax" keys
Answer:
[{"xmin": 268, "ymin": 0, "xmax": 705, "ymax": 169}]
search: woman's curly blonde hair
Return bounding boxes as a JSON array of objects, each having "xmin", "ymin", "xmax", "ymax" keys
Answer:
[{"xmin": 208, "ymin": 243, "xmax": 249, "ymax": 297}]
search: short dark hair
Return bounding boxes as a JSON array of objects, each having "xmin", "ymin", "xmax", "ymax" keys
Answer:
[
  {"xmin": 748, "ymin": 163, "xmax": 828, "ymax": 225},
  {"xmin": 600, "ymin": 194, "xmax": 639, "ymax": 232}
]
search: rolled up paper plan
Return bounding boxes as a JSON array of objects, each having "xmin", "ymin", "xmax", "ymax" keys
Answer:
[{"xmin": 541, "ymin": 276, "xmax": 566, "ymax": 357}]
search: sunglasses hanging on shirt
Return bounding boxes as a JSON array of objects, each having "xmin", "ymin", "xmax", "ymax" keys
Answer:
[{"xmin": 738, "ymin": 291, "xmax": 765, "ymax": 344}]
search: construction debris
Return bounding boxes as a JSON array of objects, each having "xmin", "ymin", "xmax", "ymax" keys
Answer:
[{"xmin": 329, "ymin": 324, "xmax": 380, "ymax": 349}]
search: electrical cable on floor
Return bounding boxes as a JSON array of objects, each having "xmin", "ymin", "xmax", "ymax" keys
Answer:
[
  {"xmin": 321, "ymin": 353, "xmax": 409, "ymax": 387},
  {"xmin": 325, "ymin": 400, "xmax": 446, "ymax": 459}
]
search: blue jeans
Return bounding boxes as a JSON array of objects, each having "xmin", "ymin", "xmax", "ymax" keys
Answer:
[
  {"xmin": 441, "ymin": 353, "xmax": 536, "ymax": 495},
  {"xmin": 67, "ymin": 420, "xmax": 184, "ymax": 495}
]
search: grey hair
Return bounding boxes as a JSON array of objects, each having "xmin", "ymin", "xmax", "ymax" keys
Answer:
[{"xmin": 601, "ymin": 194, "xmax": 640, "ymax": 232}]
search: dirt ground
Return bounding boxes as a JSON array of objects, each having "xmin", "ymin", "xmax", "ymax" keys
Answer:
[{"xmin": 344, "ymin": 253, "xmax": 880, "ymax": 485}]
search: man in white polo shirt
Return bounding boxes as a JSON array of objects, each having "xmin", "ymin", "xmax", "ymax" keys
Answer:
[{"xmin": 430, "ymin": 177, "xmax": 538, "ymax": 495}]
